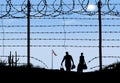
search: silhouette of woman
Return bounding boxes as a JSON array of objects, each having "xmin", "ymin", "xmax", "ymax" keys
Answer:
[
  {"xmin": 61, "ymin": 51, "xmax": 74, "ymax": 71},
  {"xmin": 77, "ymin": 52, "xmax": 87, "ymax": 73}
]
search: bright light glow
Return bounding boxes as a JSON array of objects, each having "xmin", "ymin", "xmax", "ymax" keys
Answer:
[{"xmin": 87, "ymin": 4, "xmax": 96, "ymax": 11}]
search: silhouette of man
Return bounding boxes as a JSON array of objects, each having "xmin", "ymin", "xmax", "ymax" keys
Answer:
[
  {"xmin": 77, "ymin": 52, "xmax": 87, "ymax": 73},
  {"xmin": 61, "ymin": 51, "xmax": 74, "ymax": 71}
]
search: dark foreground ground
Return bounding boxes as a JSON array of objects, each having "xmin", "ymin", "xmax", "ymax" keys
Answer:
[{"xmin": 0, "ymin": 66, "xmax": 120, "ymax": 82}]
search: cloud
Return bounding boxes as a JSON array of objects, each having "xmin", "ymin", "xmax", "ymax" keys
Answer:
[{"xmin": 87, "ymin": 4, "xmax": 96, "ymax": 11}]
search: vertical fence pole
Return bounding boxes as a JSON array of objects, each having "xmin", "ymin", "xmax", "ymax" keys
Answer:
[
  {"xmin": 98, "ymin": 0, "xmax": 102, "ymax": 71},
  {"xmin": 27, "ymin": 0, "xmax": 31, "ymax": 68}
]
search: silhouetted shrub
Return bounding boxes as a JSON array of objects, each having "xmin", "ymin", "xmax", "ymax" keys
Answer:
[
  {"xmin": 103, "ymin": 62, "xmax": 120, "ymax": 70},
  {"xmin": 0, "ymin": 59, "xmax": 7, "ymax": 67}
]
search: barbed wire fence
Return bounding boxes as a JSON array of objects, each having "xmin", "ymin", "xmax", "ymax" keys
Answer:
[{"xmin": 0, "ymin": 0, "xmax": 120, "ymax": 70}]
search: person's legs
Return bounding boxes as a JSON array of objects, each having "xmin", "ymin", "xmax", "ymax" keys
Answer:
[{"xmin": 66, "ymin": 65, "xmax": 71, "ymax": 71}]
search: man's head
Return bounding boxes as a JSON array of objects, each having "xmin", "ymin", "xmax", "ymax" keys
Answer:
[
  {"xmin": 66, "ymin": 51, "xmax": 69, "ymax": 55},
  {"xmin": 81, "ymin": 52, "xmax": 83, "ymax": 56}
]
